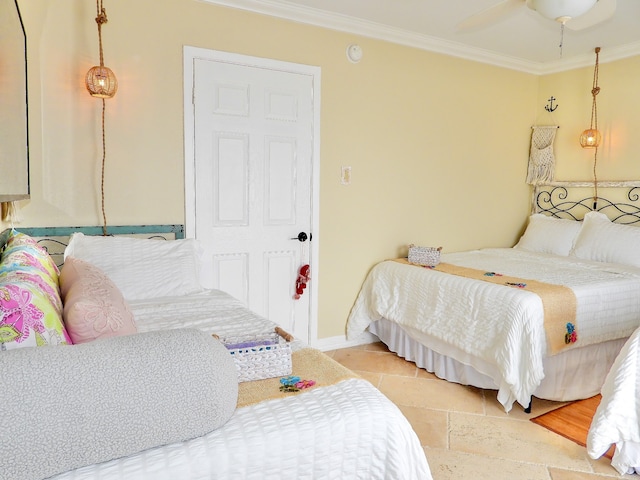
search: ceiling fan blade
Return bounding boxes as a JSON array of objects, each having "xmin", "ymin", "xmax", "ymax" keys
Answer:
[
  {"xmin": 456, "ymin": 0, "xmax": 525, "ymax": 31},
  {"xmin": 566, "ymin": 0, "xmax": 616, "ymax": 30}
]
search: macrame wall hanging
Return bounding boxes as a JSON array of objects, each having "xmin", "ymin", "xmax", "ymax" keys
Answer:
[
  {"xmin": 526, "ymin": 125, "xmax": 559, "ymax": 185},
  {"xmin": 0, "ymin": 201, "xmax": 21, "ymax": 224}
]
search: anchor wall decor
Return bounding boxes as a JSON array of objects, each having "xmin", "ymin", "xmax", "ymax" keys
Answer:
[{"xmin": 545, "ymin": 96, "xmax": 558, "ymax": 112}]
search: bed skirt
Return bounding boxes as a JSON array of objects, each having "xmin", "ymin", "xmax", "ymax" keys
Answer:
[{"xmin": 370, "ymin": 319, "xmax": 627, "ymax": 405}]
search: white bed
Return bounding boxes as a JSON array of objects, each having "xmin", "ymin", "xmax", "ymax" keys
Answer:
[
  {"xmin": 52, "ymin": 290, "xmax": 431, "ymax": 480},
  {"xmin": 587, "ymin": 325, "xmax": 640, "ymax": 475},
  {"xmin": 347, "ymin": 199, "xmax": 640, "ymax": 413},
  {"xmin": 0, "ymin": 227, "xmax": 431, "ymax": 480}
]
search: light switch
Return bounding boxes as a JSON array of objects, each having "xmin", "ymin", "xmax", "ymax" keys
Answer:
[{"xmin": 341, "ymin": 166, "xmax": 352, "ymax": 185}]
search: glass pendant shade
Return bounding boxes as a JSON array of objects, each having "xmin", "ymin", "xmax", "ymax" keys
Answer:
[
  {"xmin": 528, "ymin": 0, "xmax": 597, "ymax": 21},
  {"xmin": 579, "ymin": 128, "xmax": 601, "ymax": 148},
  {"xmin": 85, "ymin": 65, "xmax": 118, "ymax": 98}
]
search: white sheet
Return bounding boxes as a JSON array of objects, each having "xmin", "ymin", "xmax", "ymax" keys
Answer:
[
  {"xmin": 588, "ymin": 326, "xmax": 640, "ymax": 475},
  {"xmin": 128, "ymin": 290, "xmax": 299, "ymax": 347},
  {"xmin": 51, "ymin": 290, "xmax": 431, "ymax": 480},
  {"xmin": 347, "ymin": 248, "xmax": 640, "ymax": 411}
]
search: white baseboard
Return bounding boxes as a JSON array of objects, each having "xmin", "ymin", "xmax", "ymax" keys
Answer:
[{"xmin": 311, "ymin": 331, "xmax": 379, "ymax": 352}]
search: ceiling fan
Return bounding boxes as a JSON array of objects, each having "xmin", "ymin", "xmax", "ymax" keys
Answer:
[{"xmin": 457, "ymin": 0, "xmax": 616, "ymax": 31}]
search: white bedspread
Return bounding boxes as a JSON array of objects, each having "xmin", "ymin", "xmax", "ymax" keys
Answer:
[
  {"xmin": 347, "ymin": 248, "xmax": 640, "ymax": 411},
  {"xmin": 52, "ymin": 378, "xmax": 429, "ymax": 480},
  {"xmin": 588, "ymin": 326, "xmax": 640, "ymax": 475},
  {"xmin": 51, "ymin": 290, "xmax": 431, "ymax": 480}
]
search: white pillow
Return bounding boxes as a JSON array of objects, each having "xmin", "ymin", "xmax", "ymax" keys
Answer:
[
  {"xmin": 514, "ymin": 213, "xmax": 583, "ymax": 256},
  {"xmin": 64, "ymin": 233, "xmax": 204, "ymax": 301},
  {"xmin": 570, "ymin": 211, "xmax": 640, "ymax": 267}
]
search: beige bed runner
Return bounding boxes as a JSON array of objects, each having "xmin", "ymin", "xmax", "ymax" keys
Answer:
[
  {"xmin": 394, "ymin": 258, "xmax": 578, "ymax": 354},
  {"xmin": 237, "ymin": 347, "xmax": 359, "ymax": 408}
]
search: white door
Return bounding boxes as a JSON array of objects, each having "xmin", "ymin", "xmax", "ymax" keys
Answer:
[{"xmin": 183, "ymin": 48, "xmax": 320, "ymax": 345}]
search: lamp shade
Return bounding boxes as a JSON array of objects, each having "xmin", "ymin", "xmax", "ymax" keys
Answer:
[
  {"xmin": 527, "ymin": 0, "xmax": 597, "ymax": 21},
  {"xmin": 85, "ymin": 65, "xmax": 118, "ymax": 98},
  {"xmin": 579, "ymin": 128, "xmax": 601, "ymax": 148}
]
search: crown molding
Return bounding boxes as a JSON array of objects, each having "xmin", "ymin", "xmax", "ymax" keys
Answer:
[
  {"xmin": 199, "ymin": 0, "xmax": 640, "ymax": 75},
  {"xmin": 538, "ymin": 40, "xmax": 640, "ymax": 74}
]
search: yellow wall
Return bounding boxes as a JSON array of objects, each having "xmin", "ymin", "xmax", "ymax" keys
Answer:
[
  {"xmin": 10, "ymin": 0, "xmax": 624, "ymax": 340},
  {"xmin": 538, "ymin": 55, "xmax": 640, "ymax": 182}
]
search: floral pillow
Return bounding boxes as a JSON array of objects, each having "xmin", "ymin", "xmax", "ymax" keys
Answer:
[
  {"xmin": 0, "ymin": 230, "xmax": 71, "ymax": 350},
  {"xmin": 1, "ymin": 230, "xmax": 60, "ymax": 280},
  {"xmin": 0, "ymin": 230, "xmax": 61, "ymax": 311},
  {"xmin": 0, "ymin": 280, "xmax": 72, "ymax": 350}
]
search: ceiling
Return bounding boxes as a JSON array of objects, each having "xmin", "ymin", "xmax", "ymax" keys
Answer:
[{"xmin": 202, "ymin": 0, "xmax": 640, "ymax": 74}]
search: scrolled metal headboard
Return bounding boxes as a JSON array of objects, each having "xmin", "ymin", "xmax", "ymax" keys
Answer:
[{"xmin": 533, "ymin": 181, "xmax": 640, "ymax": 224}]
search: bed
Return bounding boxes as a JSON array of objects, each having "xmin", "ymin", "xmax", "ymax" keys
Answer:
[
  {"xmin": 347, "ymin": 185, "xmax": 640, "ymax": 413},
  {"xmin": 0, "ymin": 227, "xmax": 431, "ymax": 480},
  {"xmin": 587, "ymin": 324, "xmax": 640, "ymax": 475}
]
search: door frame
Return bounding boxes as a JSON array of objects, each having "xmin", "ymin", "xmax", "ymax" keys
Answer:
[{"xmin": 183, "ymin": 46, "xmax": 321, "ymax": 346}]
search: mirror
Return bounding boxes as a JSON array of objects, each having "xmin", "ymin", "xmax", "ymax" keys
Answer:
[{"xmin": 0, "ymin": 0, "xmax": 29, "ymax": 202}]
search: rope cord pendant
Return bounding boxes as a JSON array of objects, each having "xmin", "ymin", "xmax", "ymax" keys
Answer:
[
  {"xmin": 100, "ymin": 97, "xmax": 108, "ymax": 236},
  {"xmin": 86, "ymin": 0, "xmax": 117, "ymax": 236},
  {"xmin": 591, "ymin": 48, "xmax": 600, "ymax": 210},
  {"xmin": 579, "ymin": 47, "xmax": 601, "ymax": 209}
]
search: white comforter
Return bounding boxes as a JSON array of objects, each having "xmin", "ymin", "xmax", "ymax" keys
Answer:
[
  {"xmin": 588, "ymin": 326, "xmax": 640, "ymax": 475},
  {"xmin": 52, "ymin": 290, "xmax": 431, "ymax": 480},
  {"xmin": 347, "ymin": 248, "xmax": 640, "ymax": 412}
]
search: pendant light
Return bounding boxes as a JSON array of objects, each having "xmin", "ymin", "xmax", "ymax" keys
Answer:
[
  {"xmin": 85, "ymin": 1, "xmax": 117, "ymax": 99},
  {"xmin": 85, "ymin": 0, "xmax": 117, "ymax": 236},
  {"xmin": 579, "ymin": 47, "xmax": 602, "ymax": 210},
  {"xmin": 579, "ymin": 47, "xmax": 601, "ymax": 149}
]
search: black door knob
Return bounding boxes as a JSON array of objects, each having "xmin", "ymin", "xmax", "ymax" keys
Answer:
[{"xmin": 290, "ymin": 232, "xmax": 308, "ymax": 242}]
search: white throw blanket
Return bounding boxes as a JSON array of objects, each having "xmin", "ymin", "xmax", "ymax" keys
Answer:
[
  {"xmin": 588, "ymin": 326, "xmax": 640, "ymax": 475},
  {"xmin": 347, "ymin": 248, "xmax": 640, "ymax": 411}
]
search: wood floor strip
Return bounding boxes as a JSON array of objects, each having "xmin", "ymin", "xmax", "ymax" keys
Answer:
[{"xmin": 530, "ymin": 394, "xmax": 614, "ymax": 459}]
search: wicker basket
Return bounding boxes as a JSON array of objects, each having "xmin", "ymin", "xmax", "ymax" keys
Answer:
[
  {"xmin": 218, "ymin": 331, "xmax": 292, "ymax": 383},
  {"xmin": 408, "ymin": 244, "xmax": 442, "ymax": 266}
]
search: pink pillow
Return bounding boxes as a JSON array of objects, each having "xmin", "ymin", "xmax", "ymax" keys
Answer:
[{"xmin": 59, "ymin": 257, "xmax": 137, "ymax": 344}]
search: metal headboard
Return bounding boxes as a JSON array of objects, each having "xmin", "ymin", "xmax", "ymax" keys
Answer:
[
  {"xmin": 533, "ymin": 181, "xmax": 640, "ymax": 225},
  {"xmin": 0, "ymin": 224, "xmax": 185, "ymax": 267}
]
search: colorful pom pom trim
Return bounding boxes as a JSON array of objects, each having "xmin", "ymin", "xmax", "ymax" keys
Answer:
[
  {"xmin": 279, "ymin": 375, "xmax": 316, "ymax": 393},
  {"xmin": 565, "ymin": 322, "xmax": 578, "ymax": 345}
]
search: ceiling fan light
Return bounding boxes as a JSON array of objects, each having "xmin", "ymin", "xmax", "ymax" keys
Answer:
[
  {"xmin": 579, "ymin": 128, "xmax": 601, "ymax": 148},
  {"xmin": 528, "ymin": 0, "xmax": 598, "ymax": 22}
]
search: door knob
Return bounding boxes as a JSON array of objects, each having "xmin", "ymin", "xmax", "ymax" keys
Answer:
[{"xmin": 290, "ymin": 232, "xmax": 308, "ymax": 242}]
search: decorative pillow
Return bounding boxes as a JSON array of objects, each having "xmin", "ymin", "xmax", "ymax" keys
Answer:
[
  {"xmin": 0, "ymin": 280, "xmax": 71, "ymax": 349},
  {"xmin": 0, "ymin": 328, "xmax": 238, "ymax": 480},
  {"xmin": 0, "ymin": 230, "xmax": 71, "ymax": 350},
  {"xmin": 570, "ymin": 211, "xmax": 640, "ymax": 267},
  {"xmin": 59, "ymin": 256, "xmax": 137, "ymax": 344},
  {"xmin": 0, "ymin": 230, "xmax": 61, "ymax": 310},
  {"xmin": 514, "ymin": 213, "xmax": 583, "ymax": 256},
  {"xmin": 64, "ymin": 233, "xmax": 204, "ymax": 301},
  {"xmin": 1, "ymin": 229, "xmax": 59, "ymax": 274}
]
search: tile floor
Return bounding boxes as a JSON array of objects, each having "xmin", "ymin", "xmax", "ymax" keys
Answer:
[{"xmin": 325, "ymin": 342, "xmax": 634, "ymax": 480}]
